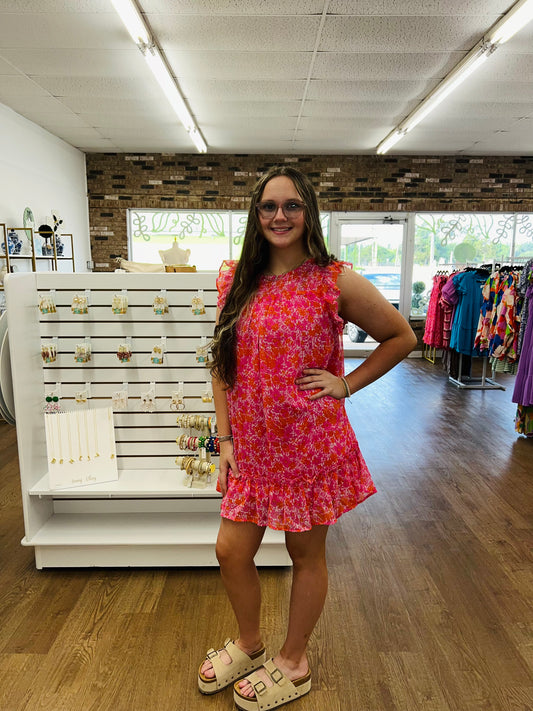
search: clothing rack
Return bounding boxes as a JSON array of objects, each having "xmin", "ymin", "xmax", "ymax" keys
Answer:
[{"xmin": 448, "ymin": 353, "xmax": 505, "ymax": 390}]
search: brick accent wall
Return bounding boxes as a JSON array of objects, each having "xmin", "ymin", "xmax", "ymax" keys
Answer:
[{"xmin": 86, "ymin": 153, "xmax": 533, "ymax": 270}]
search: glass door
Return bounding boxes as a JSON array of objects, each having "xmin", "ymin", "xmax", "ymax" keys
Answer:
[{"xmin": 330, "ymin": 213, "xmax": 410, "ymax": 347}]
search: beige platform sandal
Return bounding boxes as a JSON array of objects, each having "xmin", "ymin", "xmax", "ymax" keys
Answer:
[
  {"xmin": 233, "ymin": 658, "xmax": 312, "ymax": 711},
  {"xmin": 198, "ymin": 638, "xmax": 267, "ymax": 695}
]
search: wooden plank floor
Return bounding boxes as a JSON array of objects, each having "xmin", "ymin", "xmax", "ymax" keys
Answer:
[{"xmin": 0, "ymin": 358, "xmax": 532, "ymax": 711}]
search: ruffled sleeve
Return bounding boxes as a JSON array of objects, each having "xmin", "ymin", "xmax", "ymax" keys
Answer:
[
  {"xmin": 326, "ymin": 260, "xmax": 350, "ymax": 282},
  {"xmin": 216, "ymin": 260, "xmax": 238, "ymax": 311},
  {"xmin": 324, "ymin": 260, "xmax": 351, "ymax": 328}
]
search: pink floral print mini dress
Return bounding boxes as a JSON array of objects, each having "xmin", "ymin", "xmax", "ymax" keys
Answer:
[{"xmin": 217, "ymin": 259, "xmax": 376, "ymax": 532}]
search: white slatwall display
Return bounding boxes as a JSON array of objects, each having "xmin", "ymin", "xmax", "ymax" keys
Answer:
[{"xmin": 5, "ymin": 272, "xmax": 289, "ymax": 569}]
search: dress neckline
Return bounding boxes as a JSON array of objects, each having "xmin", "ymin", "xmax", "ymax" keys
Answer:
[{"xmin": 262, "ymin": 257, "xmax": 312, "ymax": 280}]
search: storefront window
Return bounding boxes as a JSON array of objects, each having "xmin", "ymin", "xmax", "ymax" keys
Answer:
[
  {"xmin": 411, "ymin": 212, "xmax": 533, "ymax": 318},
  {"xmin": 128, "ymin": 209, "xmax": 331, "ymax": 269},
  {"xmin": 129, "ymin": 209, "xmax": 242, "ymax": 270}
]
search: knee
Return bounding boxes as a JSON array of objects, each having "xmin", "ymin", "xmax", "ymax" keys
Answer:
[
  {"xmin": 215, "ymin": 536, "xmax": 254, "ymax": 569},
  {"xmin": 287, "ymin": 544, "xmax": 326, "ymax": 570},
  {"xmin": 285, "ymin": 533, "xmax": 327, "ymax": 570},
  {"xmin": 215, "ymin": 536, "xmax": 232, "ymax": 567}
]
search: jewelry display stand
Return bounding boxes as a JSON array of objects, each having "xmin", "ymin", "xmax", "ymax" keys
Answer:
[{"xmin": 5, "ymin": 272, "xmax": 289, "ymax": 569}]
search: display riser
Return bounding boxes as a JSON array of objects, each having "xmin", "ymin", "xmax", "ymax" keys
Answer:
[{"xmin": 26, "ymin": 514, "xmax": 290, "ymax": 569}]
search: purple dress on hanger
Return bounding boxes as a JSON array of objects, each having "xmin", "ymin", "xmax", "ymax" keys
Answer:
[{"xmin": 512, "ymin": 283, "xmax": 533, "ymax": 407}]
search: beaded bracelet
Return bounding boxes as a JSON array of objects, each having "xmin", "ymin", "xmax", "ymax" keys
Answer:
[{"xmin": 340, "ymin": 376, "xmax": 351, "ymax": 399}]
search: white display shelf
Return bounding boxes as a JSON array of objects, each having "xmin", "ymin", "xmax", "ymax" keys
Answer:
[
  {"xmin": 30, "ymin": 469, "xmax": 221, "ymax": 498},
  {"xmin": 23, "ymin": 513, "xmax": 291, "ymax": 569},
  {"xmin": 6, "ymin": 272, "xmax": 289, "ymax": 569}
]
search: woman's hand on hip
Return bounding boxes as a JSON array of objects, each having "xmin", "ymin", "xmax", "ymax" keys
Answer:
[
  {"xmin": 217, "ymin": 441, "xmax": 239, "ymax": 496},
  {"xmin": 296, "ymin": 368, "xmax": 347, "ymax": 400}
]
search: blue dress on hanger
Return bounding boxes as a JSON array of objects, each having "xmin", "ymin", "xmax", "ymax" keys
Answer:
[{"xmin": 449, "ymin": 270, "xmax": 487, "ymax": 356}]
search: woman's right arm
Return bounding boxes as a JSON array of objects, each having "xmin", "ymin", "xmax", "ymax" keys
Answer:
[{"xmin": 212, "ymin": 307, "xmax": 239, "ymax": 495}]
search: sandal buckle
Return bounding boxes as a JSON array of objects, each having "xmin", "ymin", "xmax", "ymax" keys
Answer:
[
  {"xmin": 253, "ymin": 680, "xmax": 268, "ymax": 696},
  {"xmin": 270, "ymin": 667, "xmax": 284, "ymax": 684}
]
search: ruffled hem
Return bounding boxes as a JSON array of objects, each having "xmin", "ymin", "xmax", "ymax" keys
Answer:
[
  {"xmin": 220, "ymin": 448, "xmax": 377, "ymax": 533},
  {"xmin": 221, "ymin": 487, "xmax": 377, "ymax": 532}
]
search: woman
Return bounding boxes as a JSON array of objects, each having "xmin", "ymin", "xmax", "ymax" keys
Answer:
[{"xmin": 198, "ymin": 166, "xmax": 417, "ymax": 711}]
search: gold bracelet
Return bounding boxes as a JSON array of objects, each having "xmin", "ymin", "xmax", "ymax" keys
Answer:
[{"xmin": 341, "ymin": 376, "xmax": 351, "ymax": 398}]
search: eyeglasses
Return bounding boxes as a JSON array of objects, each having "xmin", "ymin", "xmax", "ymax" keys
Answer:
[{"xmin": 256, "ymin": 200, "xmax": 305, "ymax": 219}]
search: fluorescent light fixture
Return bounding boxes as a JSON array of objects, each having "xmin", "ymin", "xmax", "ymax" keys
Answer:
[
  {"xmin": 377, "ymin": 130, "xmax": 405, "ymax": 155},
  {"xmin": 189, "ymin": 127, "xmax": 207, "ymax": 154},
  {"xmin": 110, "ymin": 0, "xmax": 150, "ymax": 46},
  {"xmin": 403, "ymin": 49, "xmax": 489, "ymax": 133},
  {"xmin": 375, "ymin": 0, "xmax": 533, "ymax": 154},
  {"xmin": 488, "ymin": 0, "xmax": 533, "ymax": 45},
  {"xmin": 110, "ymin": 0, "xmax": 207, "ymax": 152},
  {"xmin": 376, "ymin": 48, "xmax": 489, "ymax": 154},
  {"xmin": 143, "ymin": 47, "xmax": 195, "ymax": 132}
]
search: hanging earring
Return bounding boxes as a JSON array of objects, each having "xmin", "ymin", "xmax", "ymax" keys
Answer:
[
  {"xmin": 112, "ymin": 389, "xmax": 128, "ymax": 411},
  {"xmin": 150, "ymin": 345, "xmax": 164, "ymax": 364},
  {"xmin": 140, "ymin": 387, "xmax": 156, "ymax": 412},
  {"xmin": 153, "ymin": 293, "xmax": 169, "ymax": 315},
  {"xmin": 44, "ymin": 395, "xmax": 61, "ymax": 414},
  {"xmin": 191, "ymin": 292, "xmax": 206, "ymax": 315}
]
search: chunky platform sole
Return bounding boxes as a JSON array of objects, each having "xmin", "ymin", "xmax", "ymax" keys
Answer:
[
  {"xmin": 233, "ymin": 660, "xmax": 311, "ymax": 711},
  {"xmin": 198, "ymin": 639, "xmax": 267, "ymax": 695}
]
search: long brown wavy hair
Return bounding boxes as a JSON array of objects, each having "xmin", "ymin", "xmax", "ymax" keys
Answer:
[{"xmin": 210, "ymin": 165, "xmax": 334, "ymax": 387}]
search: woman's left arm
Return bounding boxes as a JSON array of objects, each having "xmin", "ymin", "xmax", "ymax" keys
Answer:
[
  {"xmin": 337, "ymin": 268, "xmax": 418, "ymax": 395},
  {"xmin": 297, "ymin": 267, "xmax": 417, "ymax": 399}
]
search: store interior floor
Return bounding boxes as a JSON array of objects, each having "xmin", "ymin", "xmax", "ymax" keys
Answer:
[{"xmin": 1, "ymin": 358, "xmax": 532, "ymax": 711}]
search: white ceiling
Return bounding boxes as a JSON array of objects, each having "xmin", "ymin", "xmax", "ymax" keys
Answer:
[{"xmin": 0, "ymin": 0, "xmax": 532, "ymax": 155}]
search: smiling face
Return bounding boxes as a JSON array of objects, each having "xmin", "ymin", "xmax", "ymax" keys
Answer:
[{"xmin": 257, "ymin": 175, "xmax": 307, "ymax": 254}]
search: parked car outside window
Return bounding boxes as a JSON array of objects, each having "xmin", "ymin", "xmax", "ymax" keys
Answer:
[{"xmin": 347, "ymin": 272, "xmax": 400, "ymax": 343}]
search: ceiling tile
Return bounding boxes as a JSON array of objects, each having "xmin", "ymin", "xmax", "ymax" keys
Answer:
[
  {"xmin": 319, "ymin": 15, "xmax": 502, "ymax": 52},
  {"xmin": 0, "ymin": 74, "xmax": 49, "ymax": 96},
  {"xmin": 328, "ymin": 0, "xmax": 512, "ymax": 16},
  {"xmin": 143, "ymin": 0, "xmax": 325, "ymax": 12},
  {"xmin": 305, "ymin": 79, "xmax": 427, "ymax": 102},
  {"xmin": 0, "ymin": 12, "xmax": 130, "ymax": 49},
  {"xmin": 163, "ymin": 50, "xmax": 312, "ymax": 80},
  {"xmin": 0, "ymin": 1, "xmax": 111, "ymax": 11},
  {"xmin": 0, "ymin": 48, "xmax": 146, "ymax": 77},
  {"xmin": 34, "ymin": 76, "xmax": 164, "ymax": 101},
  {"xmin": 302, "ymin": 101, "xmax": 399, "ymax": 118},
  {"xmin": 151, "ymin": 15, "xmax": 322, "ymax": 51},
  {"xmin": 312, "ymin": 52, "xmax": 466, "ymax": 80},
  {"xmin": 59, "ymin": 95, "xmax": 177, "ymax": 121},
  {"xmin": 0, "ymin": 56, "xmax": 19, "ymax": 74},
  {"xmin": 180, "ymin": 79, "xmax": 306, "ymax": 102},
  {"xmin": 478, "ymin": 50, "xmax": 533, "ymax": 81},
  {"xmin": 192, "ymin": 100, "xmax": 302, "ymax": 119}
]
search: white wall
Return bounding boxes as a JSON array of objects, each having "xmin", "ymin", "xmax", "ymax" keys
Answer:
[{"xmin": 0, "ymin": 102, "xmax": 90, "ymax": 272}]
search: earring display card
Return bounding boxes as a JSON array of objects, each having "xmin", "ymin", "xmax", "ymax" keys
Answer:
[{"xmin": 44, "ymin": 407, "xmax": 118, "ymax": 490}]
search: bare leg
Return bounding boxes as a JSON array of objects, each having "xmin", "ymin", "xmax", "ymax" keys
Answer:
[
  {"xmin": 237, "ymin": 525, "xmax": 329, "ymax": 697},
  {"xmin": 201, "ymin": 518, "xmax": 266, "ymax": 678}
]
